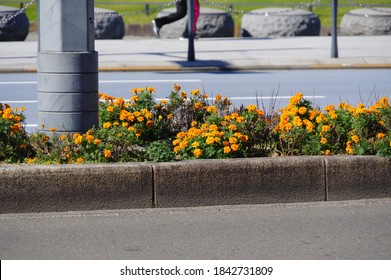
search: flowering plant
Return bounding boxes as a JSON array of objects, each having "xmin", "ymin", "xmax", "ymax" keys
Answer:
[{"xmin": 2, "ymin": 85, "xmax": 391, "ymax": 164}]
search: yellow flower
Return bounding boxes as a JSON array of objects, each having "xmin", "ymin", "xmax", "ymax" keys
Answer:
[
  {"xmin": 107, "ymin": 106, "xmax": 114, "ymax": 112},
  {"xmin": 231, "ymin": 144, "xmax": 239, "ymax": 152},
  {"xmin": 191, "ymin": 89, "xmax": 200, "ymax": 96},
  {"xmin": 103, "ymin": 122, "xmax": 111, "ymax": 129},
  {"xmin": 86, "ymin": 135, "xmax": 94, "ymax": 143},
  {"xmin": 377, "ymin": 133, "xmax": 386, "ymax": 139},
  {"xmin": 325, "ymin": 150, "xmax": 331, "ymax": 156},
  {"xmin": 223, "ymin": 146, "xmax": 231, "ymax": 154},
  {"xmin": 173, "ymin": 84, "xmax": 181, "ymax": 92},
  {"xmin": 181, "ymin": 91, "xmax": 187, "ymax": 99},
  {"xmin": 179, "ymin": 141, "xmax": 188, "ymax": 148},
  {"xmin": 207, "ymin": 106, "xmax": 218, "ymax": 114},
  {"xmin": 193, "ymin": 149, "xmax": 202, "ymax": 158},
  {"xmin": 257, "ymin": 110, "xmax": 265, "ymax": 117},
  {"xmin": 49, "ymin": 127, "xmax": 57, "ymax": 132},
  {"xmin": 60, "ymin": 134, "xmax": 67, "ymax": 141},
  {"xmin": 321, "ymin": 125, "xmax": 331, "ymax": 132},
  {"xmin": 247, "ymin": 104, "xmax": 257, "ymax": 112},
  {"xmin": 104, "ymin": 149, "xmax": 112, "ymax": 158},
  {"xmin": 323, "ymin": 105, "xmax": 335, "ymax": 111},
  {"xmin": 194, "ymin": 102, "xmax": 202, "ymax": 110},
  {"xmin": 192, "ymin": 141, "xmax": 200, "ymax": 148},
  {"xmin": 94, "ymin": 139, "xmax": 101, "ymax": 145},
  {"xmin": 351, "ymin": 135, "xmax": 360, "ymax": 143},
  {"xmin": 320, "ymin": 137, "xmax": 328, "ymax": 144},
  {"xmin": 215, "ymin": 94, "xmax": 222, "ymax": 102},
  {"xmin": 228, "ymin": 124, "xmax": 237, "ymax": 131},
  {"xmin": 229, "ymin": 137, "xmax": 238, "ymax": 144},
  {"xmin": 76, "ymin": 158, "xmax": 84, "ymax": 164},
  {"xmin": 289, "ymin": 92, "xmax": 303, "ymax": 105},
  {"xmin": 206, "ymin": 137, "xmax": 215, "ymax": 145},
  {"xmin": 209, "ymin": 124, "xmax": 218, "ymax": 131},
  {"xmin": 74, "ymin": 135, "xmax": 83, "ymax": 145},
  {"xmin": 293, "ymin": 116, "xmax": 303, "ymax": 127},
  {"xmin": 298, "ymin": 107, "xmax": 307, "ymax": 115},
  {"xmin": 146, "ymin": 120, "xmax": 154, "ymax": 127},
  {"xmin": 191, "ymin": 121, "xmax": 197, "ymax": 127}
]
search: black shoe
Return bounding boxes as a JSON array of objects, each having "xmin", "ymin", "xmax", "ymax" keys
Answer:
[{"xmin": 152, "ymin": 20, "xmax": 160, "ymax": 38}]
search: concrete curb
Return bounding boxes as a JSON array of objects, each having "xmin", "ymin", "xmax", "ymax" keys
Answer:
[{"xmin": 1, "ymin": 156, "xmax": 391, "ymax": 213}]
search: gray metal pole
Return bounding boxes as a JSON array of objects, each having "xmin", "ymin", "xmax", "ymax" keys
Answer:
[
  {"xmin": 37, "ymin": 0, "xmax": 98, "ymax": 133},
  {"xmin": 187, "ymin": 0, "xmax": 195, "ymax": 61},
  {"xmin": 331, "ymin": 0, "xmax": 338, "ymax": 58}
]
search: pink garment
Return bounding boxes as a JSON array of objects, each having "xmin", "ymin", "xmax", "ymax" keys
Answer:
[{"xmin": 194, "ymin": 0, "xmax": 200, "ymax": 33}]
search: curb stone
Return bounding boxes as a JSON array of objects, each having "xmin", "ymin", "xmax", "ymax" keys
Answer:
[{"xmin": 1, "ymin": 156, "xmax": 390, "ymax": 213}]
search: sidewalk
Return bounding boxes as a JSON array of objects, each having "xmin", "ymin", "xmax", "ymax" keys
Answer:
[{"xmin": 0, "ymin": 35, "xmax": 391, "ymax": 72}]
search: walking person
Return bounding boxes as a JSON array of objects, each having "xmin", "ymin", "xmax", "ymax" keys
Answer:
[{"xmin": 152, "ymin": 0, "xmax": 200, "ymax": 39}]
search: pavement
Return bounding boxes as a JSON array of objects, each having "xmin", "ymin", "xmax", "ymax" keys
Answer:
[
  {"xmin": 0, "ymin": 35, "xmax": 391, "ymax": 72},
  {"xmin": 1, "ymin": 35, "xmax": 391, "ymax": 214}
]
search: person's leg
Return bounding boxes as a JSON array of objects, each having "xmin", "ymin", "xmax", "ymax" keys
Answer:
[{"xmin": 154, "ymin": 0, "xmax": 187, "ymax": 28}]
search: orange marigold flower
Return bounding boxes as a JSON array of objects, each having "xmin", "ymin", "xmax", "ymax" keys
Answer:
[
  {"xmin": 173, "ymin": 84, "xmax": 181, "ymax": 92},
  {"xmin": 194, "ymin": 102, "xmax": 203, "ymax": 110},
  {"xmin": 191, "ymin": 89, "xmax": 200, "ymax": 96},
  {"xmin": 257, "ymin": 110, "xmax": 265, "ymax": 117},
  {"xmin": 104, "ymin": 149, "xmax": 112, "ymax": 158},
  {"xmin": 377, "ymin": 133, "xmax": 386, "ymax": 139},
  {"xmin": 289, "ymin": 92, "xmax": 303, "ymax": 105},
  {"xmin": 247, "ymin": 104, "xmax": 257, "ymax": 112},
  {"xmin": 193, "ymin": 148, "xmax": 202, "ymax": 158},
  {"xmin": 229, "ymin": 137, "xmax": 238, "ymax": 144},
  {"xmin": 231, "ymin": 144, "xmax": 240, "ymax": 152},
  {"xmin": 223, "ymin": 146, "xmax": 231, "ymax": 154},
  {"xmin": 206, "ymin": 137, "xmax": 215, "ymax": 145},
  {"xmin": 76, "ymin": 158, "xmax": 84, "ymax": 164},
  {"xmin": 103, "ymin": 122, "xmax": 111, "ymax": 129},
  {"xmin": 293, "ymin": 116, "xmax": 303, "ymax": 127},
  {"xmin": 351, "ymin": 135, "xmax": 360, "ymax": 143},
  {"xmin": 228, "ymin": 124, "xmax": 237, "ymax": 131},
  {"xmin": 146, "ymin": 120, "xmax": 154, "ymax": 127},
  {"xmin": 298, "ymin": 107, "xmax": 307, "ymax": 115}
]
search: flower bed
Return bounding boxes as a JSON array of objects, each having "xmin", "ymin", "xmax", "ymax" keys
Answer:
[{"xmin": 2, "ymin": 85, "xmax": 391, "ymax": 164}]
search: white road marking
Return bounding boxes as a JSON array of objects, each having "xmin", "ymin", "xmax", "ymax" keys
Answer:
[{"xmin": 0, "ymin": 100, "xmax": 37, "ymax": 104}]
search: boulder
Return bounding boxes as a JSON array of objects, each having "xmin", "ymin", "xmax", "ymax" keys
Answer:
[
  {"xmin": 94, "ymin": 8, "xmax": 125, "ymax": 39},
  {"xmin": 341, "ymin": 8, "xmax": 391, "ymax": 35},
  {"xmin": 241, "ymin": 8, "xmax": 320, "ymax": 38},
  {"xmin": 156, "ymin": 7, "xmax": 234, "ymax": 39},
  {"xmin": 0, "ymin": 5, "xmax": 29, "ymax": 41}
]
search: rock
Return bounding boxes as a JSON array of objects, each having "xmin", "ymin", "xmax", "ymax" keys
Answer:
[
  {"xmin": 340, "ymin": 8, "xmax": 391, "ymax": 35},
  {"xmin": 94, "ymin": 8, "xmax": 125, "ymax": 39},
  {"xmin": 0, "ymin": 5, "xmax": 29, "ymax": 41},
  {"xmin": 241, "ymin": 8, "xmax": 320, "ymax": 38},
  {"xmin": 156, "ymin": 7, "xmax": 234, "ymax": 39}
]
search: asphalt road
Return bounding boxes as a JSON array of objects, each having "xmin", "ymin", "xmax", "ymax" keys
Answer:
[{"xmin": 1, "ymin": 198, "xmax": 390, "ymax": 260}]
